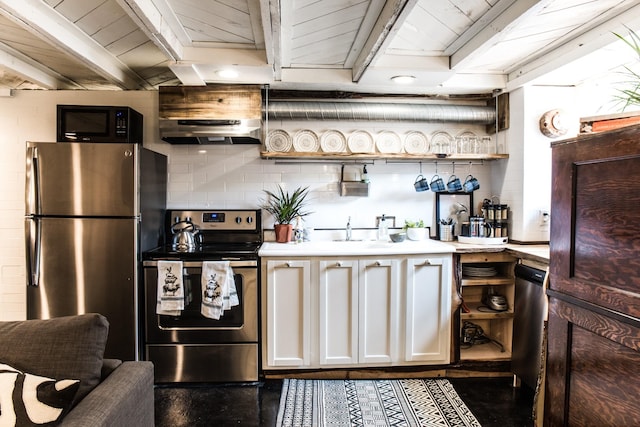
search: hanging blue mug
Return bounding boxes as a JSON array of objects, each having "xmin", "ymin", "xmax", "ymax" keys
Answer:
[
  {"xmin": 430, "ymin": 174, "xmax": 445, "ymax": 192},
  {"xmin": 414, "ymin": 174, "xmax": 430, "ymax": 192},
  {"xmin": 447, "ymin": 174, "xmax": 462, "ymax": 192},
  {"xmin": 463, "ymin": 175, "xmax": 480, "ymax": 192}
]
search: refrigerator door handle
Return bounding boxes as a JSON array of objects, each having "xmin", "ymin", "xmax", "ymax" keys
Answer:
[
  {"xmin": 25, "ymin": 217, "xmax": 41, "ymax": 287},
  {"xmin": 26, "ymin": 146, "xmax": 40, "ymax": 215}
]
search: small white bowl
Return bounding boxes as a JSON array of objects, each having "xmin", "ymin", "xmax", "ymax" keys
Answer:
[{"xmin": 406, "ymin": 228, "xmax": 427, "ymax": 241}]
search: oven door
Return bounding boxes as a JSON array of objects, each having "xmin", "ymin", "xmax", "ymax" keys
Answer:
[{"xmin": 143, "ymin": 260, "xmax": 258, "ymax": 344}]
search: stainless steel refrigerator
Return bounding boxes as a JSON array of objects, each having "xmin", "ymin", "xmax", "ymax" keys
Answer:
[{"xmin": 25, "ymin": 141, "xmax": 167, "ymax": 361}]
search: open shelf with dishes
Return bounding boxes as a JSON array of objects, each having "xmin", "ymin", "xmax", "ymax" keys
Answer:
[
  {"xmin": 458, "ymin": 252, "xmax": 517, "ymax": 362},
  {"xmin": 260, "ymin": 151, "xmax": 509, "ymax": 161},
  {"xmin": 260, "ymin": 127, "xmax": 508, "ymax": 161}
]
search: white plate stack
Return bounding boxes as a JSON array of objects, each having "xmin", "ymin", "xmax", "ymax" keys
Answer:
[{"xmin": 462, "ymin": 264, "xmax": 498, "ymax": 277}]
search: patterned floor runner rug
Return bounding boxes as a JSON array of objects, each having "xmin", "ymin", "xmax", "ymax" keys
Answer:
[{"xmin": 276, "ymin": 378, "xmax": 482, "ymax": 427}]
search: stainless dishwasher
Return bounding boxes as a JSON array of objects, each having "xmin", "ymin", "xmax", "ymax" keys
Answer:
[{"xmin": 512, "ymin": 262, "xmax": 548, "ymax": 390}]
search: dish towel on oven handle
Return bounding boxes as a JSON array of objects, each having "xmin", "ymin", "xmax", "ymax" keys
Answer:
[
  {"xmin": 157, "ymin": 260, "xmax": 185, "ymax": 315},
  {"xmin": 201, "ymin": 261, "xmax": 238, "ymax": 320}
]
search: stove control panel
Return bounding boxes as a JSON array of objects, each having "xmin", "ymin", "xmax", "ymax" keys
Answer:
[{"xmin": 170, "ymin": 210, "xmax": 260, "ymax": 231}]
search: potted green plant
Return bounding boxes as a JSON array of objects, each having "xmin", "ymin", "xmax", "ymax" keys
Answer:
[
  {"xmin": 613, "ymin": 27, "xmax": 640, "ymax": 110},
  {"xmin": 262, "ymin": 185, "xmax": 312, "ymax": 243},
  {"xmin": 403, "ymin": 219, "xmax": 427, "ymax": 241}
]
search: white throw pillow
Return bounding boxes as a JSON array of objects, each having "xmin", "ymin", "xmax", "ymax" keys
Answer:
[{"xmin": 0, "ymin": 363, "xmax": 79, "ymax": 426}]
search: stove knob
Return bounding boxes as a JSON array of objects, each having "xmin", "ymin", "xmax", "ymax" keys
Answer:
[{"xmin": 246, "ymin": 216, "xmax": 253, "ymax": 224}]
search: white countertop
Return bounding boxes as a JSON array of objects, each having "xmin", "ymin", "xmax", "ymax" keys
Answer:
[
  {"xmin": 259, "ymin": 239, "xmax": 456, "ymax": 257},
  {"xmin": 506, "ymin": 244, "xmax": 550, "ymax": 263}
]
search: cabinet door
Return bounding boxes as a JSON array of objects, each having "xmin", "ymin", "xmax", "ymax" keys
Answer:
[
  {"xmin": 265, "ymin": 259, "xmax": 311, "ymax": 367},
  {"xmin": 358, "ymin": 259, "xmax": 399, "ymax": 364},
  {"xmin": 405, "ymin": 256, "xmax": 452, "ymax": 364},
  {"xmin": 546, "ymin": 296, "xmax": 640, "ymax": 426},
  {"xmin": 319, "ymin": 259, "xmax": 358, "ymax": 365},
  {"xmin": 551, "ymin": 127, "xmax": 640, "ymax": 318}
]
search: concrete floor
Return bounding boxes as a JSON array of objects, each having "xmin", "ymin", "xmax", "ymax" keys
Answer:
[{"xmin": 154, "ymin": 377, "xmax": 534, "ymax": 426}]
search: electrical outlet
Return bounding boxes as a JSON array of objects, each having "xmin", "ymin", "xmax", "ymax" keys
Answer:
[{"xmin": 539, "ymin": 210, "xmax": 550, "ymax": 226}]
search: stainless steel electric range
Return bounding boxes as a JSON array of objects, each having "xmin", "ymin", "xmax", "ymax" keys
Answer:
[{"xmin": 142, "ymin": 209, "xmax": 261, "ymax": 383}]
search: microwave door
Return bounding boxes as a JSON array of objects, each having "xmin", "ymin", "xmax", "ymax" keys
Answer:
[{"xmin": 26, "ymin": 142, "xmax": 138, "ymax": 217}]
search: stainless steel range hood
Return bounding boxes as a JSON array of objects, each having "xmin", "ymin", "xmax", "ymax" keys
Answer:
[
  {"xmin": 159, "ymin": 118, "xmax": 262, "ymax": 144},
  {"xmin": 159, "ymin": 85, "xmax": 263, "ymax": 145}
]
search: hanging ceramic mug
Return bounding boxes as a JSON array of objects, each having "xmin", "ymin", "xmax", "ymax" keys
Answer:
[
  {"xmin": 447, "ymin": 174, "xmax": 462, "ymax": 192},
  {"xmin": 463, "ymin": 174, "xmax": 480, "ymax": 192},
  {"xmin": 430, "ymin": 174, "xmax": 446, "ymax": 192},
  {"xmin": 414, "ymin": 174, "xmax": 430, "ymax": 192}
]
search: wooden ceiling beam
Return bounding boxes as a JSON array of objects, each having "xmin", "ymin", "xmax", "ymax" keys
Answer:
[
  {"xmin": 168, "ymin": 63, "xmax": 205, "ymax": 86},
  {"xmin": 351, "ymin": 0, "xmax": 418, "ymax": 83},
  {"xmin": 0, "ymin": 0, "xmax": 149, "ymax": 89},
  {"xmin": 507, "ymin": 1, "xmax": 640, "ymax": 90},
  {"xmin": 265, "ymin": 0, "xmax": 282, "ymax": 80},
  {"xmin": 116, "ymin": 0, "xmax": 186, "ymax": 61},
  {"xmin": 277, "ymin": 0, "xmax": 292, "ymax": 70},
  {"xmin": 248, "ymin": 0, "xmax": 266, "ymax": 53},
  {"xmin": 448, "ymin": 0, "xmax": 550, "ymax": 71},
  {"xmin": 344, "ymin": 0, "xmax": 386, "ymax": 69},
  {"xmin": 0, "ymin": 42, "xmax": 68, "ymax": 89}
]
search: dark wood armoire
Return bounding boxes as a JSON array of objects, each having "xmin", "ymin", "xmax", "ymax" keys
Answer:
[{"xmin": 546, "ymin": 124, "xmax": 640, "ymax": 426}]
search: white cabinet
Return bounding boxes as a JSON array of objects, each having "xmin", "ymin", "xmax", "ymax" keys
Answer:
[
  {"xmin": 318, "ymin": 258, "xmax": 400, "ymax": 365},
  {"xmin": 358, "ymin": 258, "xmax": 400, "ymax": 364},
  {"xmin": 318, "ymin": 259, "xmax": 359, "ymax": 365},
  {"xmin": 404, "ymin": 256, "xmax": 452, "ymax": 364},
  {"xmin": 262, "ymin": 253, "xmax": 452, "ymax": 370},
  {"xmin": 264, "ymin": 259, "xmax": 312, "ymax": 367}
]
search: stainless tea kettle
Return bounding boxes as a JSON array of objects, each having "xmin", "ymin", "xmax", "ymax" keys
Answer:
[{"xmin": 171, "ymin": 218, "xmax": 200, "ymax": 252}]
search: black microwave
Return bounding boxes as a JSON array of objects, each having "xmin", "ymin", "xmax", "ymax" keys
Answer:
[{"xmin": 56, "ymin": 105, "xmax": 143, "ymax": 143}]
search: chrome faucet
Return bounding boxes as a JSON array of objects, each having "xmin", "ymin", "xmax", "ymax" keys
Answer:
[{"xmin": 346, "ymin": 216, "xmax": 352, "ymax": 241}]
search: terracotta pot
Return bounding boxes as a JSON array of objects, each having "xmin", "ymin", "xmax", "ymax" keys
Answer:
[{"xmin": 274, "ymin": 224, "xmax": 293, "ymax": 243}]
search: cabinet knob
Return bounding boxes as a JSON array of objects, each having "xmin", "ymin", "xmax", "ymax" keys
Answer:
[
  {"xmin": 424, "ymin": 259, "xmax": 432, "ymax": 265},
  {"xmin": 375, "ymin": 261, "xmax": 381, "ymax": 266},
  {"xmin": 285, "ymin": 262, "xmax": 291, "ymax": 267},
  {"xmin": 336, "ymin": 261, "xmax": 342, "ymax": 267}
]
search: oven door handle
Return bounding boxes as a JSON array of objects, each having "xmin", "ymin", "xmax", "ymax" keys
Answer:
[{"xmin": 143, "ymin": 260, "xmax": 257, "ymax": 268}]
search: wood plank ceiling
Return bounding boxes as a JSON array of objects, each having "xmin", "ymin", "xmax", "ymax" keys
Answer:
[{"xmin": 0, "ymin": 0, "xmax": 639, "ymax": 95}]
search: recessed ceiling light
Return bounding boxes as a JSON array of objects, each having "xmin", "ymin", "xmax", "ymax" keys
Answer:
[
  {"xmin": 217, "ymin": 69, "xmax": 239, "ymax": 79},
  {"xmin": 391, "ymin": 75, "xmax": 416, "ymax": 84}
]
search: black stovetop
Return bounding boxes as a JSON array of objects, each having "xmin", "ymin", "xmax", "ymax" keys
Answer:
[{"xmin": 143, "ymin": 242, "xmax": 260, "ymax": 261}]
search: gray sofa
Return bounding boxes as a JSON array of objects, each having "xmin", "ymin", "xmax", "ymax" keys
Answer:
[{"xmin": 0, "ymin": 313, "xmax": 154, "ymax": 426}]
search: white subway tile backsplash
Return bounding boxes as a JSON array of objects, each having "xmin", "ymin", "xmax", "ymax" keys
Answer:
[
  {"xmin": 216, "ymin": 189, "xmax": 247, "ymax": 201},
  {"xmin": 168, "ymin": 162, "xmax": 190, "ymax": 173},
  {"xmin": 225, "ymin": 181, "xmax": 262, "ymax": 192},
  {"xmin": 168, "ymin": 181, "xmax": 192, "ymax": 193},
  {"xmin": 167, "ymin": 192, "xmax": 191, "ymax": 205},
  {"xmin": 252, "ymin": 173, "xmax": 283, "ymax": 183},
  {"xmin": 169, "ymin": 172, "xmax": 193, "ymax": 183}
]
